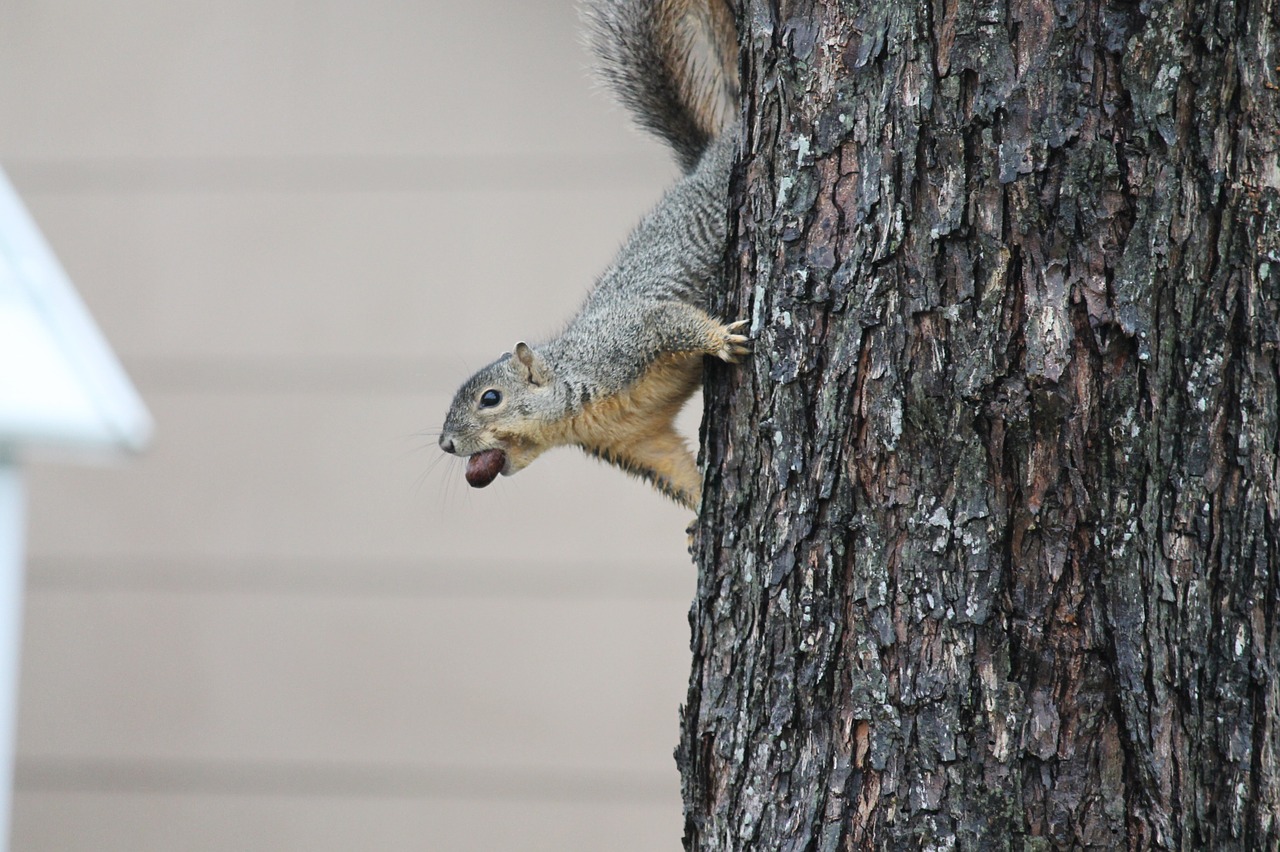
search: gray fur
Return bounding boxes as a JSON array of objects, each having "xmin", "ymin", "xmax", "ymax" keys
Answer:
[
  {"xmin": 439, "ymin": 0, "xmax": 740, "ymax": 487},
  {"xmin": 543, "ymin": 134, "xmax": 734, "ymax": 394},
  {"xmin": 585, "ymin": 0, "xmax": 739, "ymax": 172}
]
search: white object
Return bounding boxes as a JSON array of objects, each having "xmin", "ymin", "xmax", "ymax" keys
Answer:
[
  {"xmin": 0, "ymin": 165, "xmax": 151, "ymax": 849},
  {"xmin": 0, "ymin": 169, "xmax": 151, "ymax": 454}
]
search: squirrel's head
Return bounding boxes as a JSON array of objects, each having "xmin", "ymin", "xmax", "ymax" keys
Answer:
[{"xmin": 439, "ymin": 342, "xmax": 563, "ymax": 488}]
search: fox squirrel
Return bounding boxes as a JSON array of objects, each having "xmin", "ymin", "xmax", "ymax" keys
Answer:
[{"xmin": 438, "ymin": 0, "xmax": 743, "ymax": 510}]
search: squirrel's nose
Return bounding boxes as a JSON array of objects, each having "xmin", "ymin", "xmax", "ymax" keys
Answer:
[{"xmin": 439, "ymin": 434, "xmax": 456, "ymax": 454}]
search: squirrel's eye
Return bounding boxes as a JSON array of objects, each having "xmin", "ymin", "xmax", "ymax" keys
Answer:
[{"xmin": 479, "ymin": 389, "xmax": 502, "ymax": 409}]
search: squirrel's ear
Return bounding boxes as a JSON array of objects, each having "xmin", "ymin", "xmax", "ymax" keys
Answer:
[{"xmin": 513, "ymin": 341, "xmax": 553, "ymax": 387}]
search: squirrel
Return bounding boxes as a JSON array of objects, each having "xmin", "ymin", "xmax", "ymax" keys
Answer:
[{"xmin": 438, "ymin": 0, "xmax": 742, "ymax": 510}]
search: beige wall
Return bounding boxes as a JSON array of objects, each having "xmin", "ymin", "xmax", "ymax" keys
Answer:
[{"xmin": 1, "ymin": 2, "xmax": 700, "ymax": 849}]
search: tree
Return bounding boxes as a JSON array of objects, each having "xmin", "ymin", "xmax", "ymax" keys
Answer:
[{"xmin": 678, "ymin": 0, "xmax": 1280, "ymax": 848}]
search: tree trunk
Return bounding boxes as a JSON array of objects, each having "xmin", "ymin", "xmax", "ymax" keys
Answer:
[{"xmin": 679, "ymin": 0, "xmax": 1280, "ymax": 848}]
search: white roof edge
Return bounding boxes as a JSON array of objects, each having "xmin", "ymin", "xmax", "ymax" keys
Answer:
[{"xmin": 0, "ymin": 166, "xmax": 152, "ymax": 456}]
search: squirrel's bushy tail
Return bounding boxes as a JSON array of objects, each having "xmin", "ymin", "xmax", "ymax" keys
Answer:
[{"xmin": 585, "ymin": 0, "xmax": 739, "ymax": 173}]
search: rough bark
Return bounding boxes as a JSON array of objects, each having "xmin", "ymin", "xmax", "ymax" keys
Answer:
[{"xmin": 679, "ymin": 0, "xmax": 1280, "ymax": 849}]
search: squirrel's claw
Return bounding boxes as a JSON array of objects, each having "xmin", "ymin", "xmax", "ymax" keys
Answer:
[
  {"xmin": 713, "ymin": 320, "xmax": 752, "ymax": 363},
  {"xmin": 716, "ymin": 340, "xmax": 751, "ymax": 363}
]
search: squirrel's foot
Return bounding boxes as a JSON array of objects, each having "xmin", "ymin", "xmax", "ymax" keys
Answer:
[{"xmin": 712, "ymin": 319, "xmax": 752, "ymax": 363}]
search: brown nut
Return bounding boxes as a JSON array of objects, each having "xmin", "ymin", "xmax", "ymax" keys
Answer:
[{"xmin": 465, "ymin": 448, "xmax": 506, "ymax": 488}]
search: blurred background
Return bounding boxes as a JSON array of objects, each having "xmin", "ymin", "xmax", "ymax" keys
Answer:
[{"xmin": 0, "ymin": 1, "xmax": 701, "ymax": 849}]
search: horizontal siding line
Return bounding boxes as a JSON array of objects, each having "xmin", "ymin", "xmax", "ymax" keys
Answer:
[
  {"xmin": 101, "ymin": 355, "xmax": 699, "ymax": 400},
  {"xmin": 4, "ymin": 153, "xmax": 675, "ymax": 195},
  {"xmin": 15, "ymin": 758, "xmax": 675, "ymax": 804},
  {"xmin": 24, "ymin": 556, "xmax": 692, "ymax": 602},
  {"xmin": 123, "ymin": 356, "xmax": 465, "ymax": 394}
]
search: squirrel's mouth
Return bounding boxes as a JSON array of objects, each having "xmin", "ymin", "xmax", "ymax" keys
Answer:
[{"xmin": 465, "ymin": 448, "xmax": 507, "ymax": 488}]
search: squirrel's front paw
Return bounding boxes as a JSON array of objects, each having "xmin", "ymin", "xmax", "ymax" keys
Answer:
[{"xmin": 712, "ymin": 319, "xmax": 752, "ymax": 363}]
